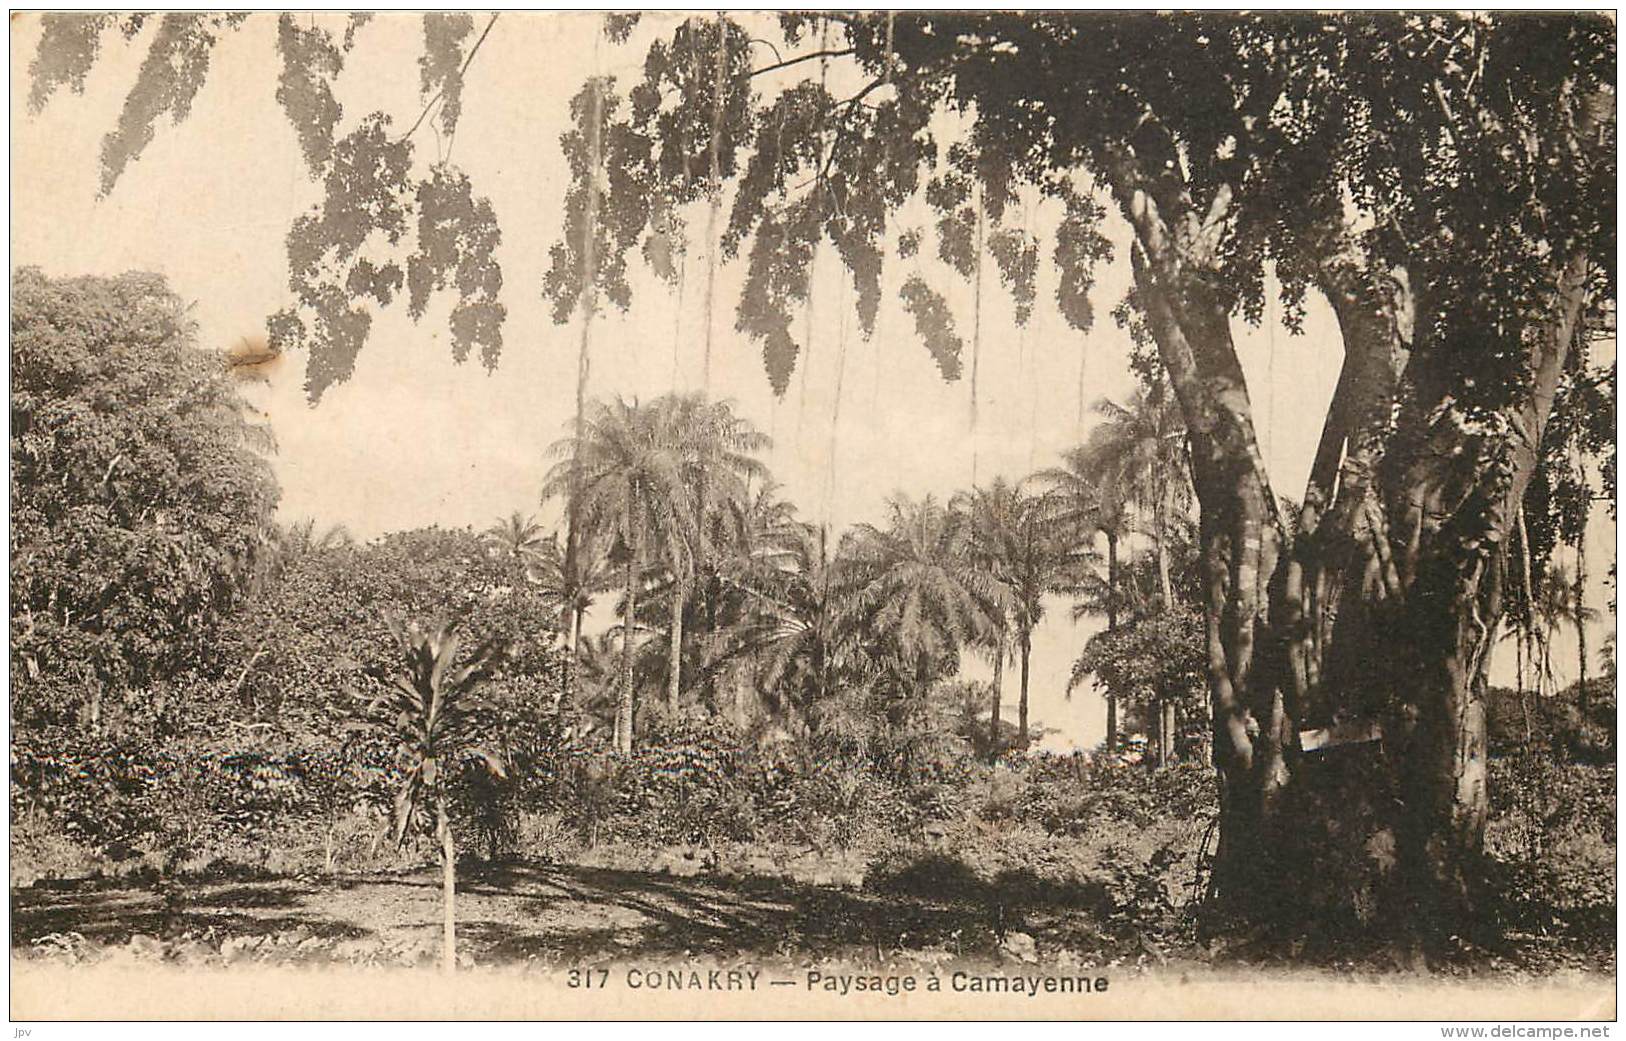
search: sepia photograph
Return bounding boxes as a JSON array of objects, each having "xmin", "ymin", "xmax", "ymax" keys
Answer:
[{"xmin": 7, "ymin": 10, "xmax": 1618, "ymax": 1024}]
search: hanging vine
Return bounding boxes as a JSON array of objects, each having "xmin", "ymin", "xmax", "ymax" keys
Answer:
[
  {"xmin": 701, "ymin": 13, "xmax": 728, "ymax": 391},
  {"xmin": 797, "ymin": 19, "xmax": 834, "ymax": 442}
]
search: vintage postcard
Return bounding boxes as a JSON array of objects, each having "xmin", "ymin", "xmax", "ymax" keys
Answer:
[{"xmin": 7, "ymin": 11, "xmax": 1617, "ymax": 1025}]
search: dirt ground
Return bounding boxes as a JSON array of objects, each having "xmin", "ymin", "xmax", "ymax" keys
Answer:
[
  {"xmin": 14, "ymin": 860, "xmax": 1075, "ymax": 969},
  {"xmin": 10, "ymin": 860, "xmax": 1616, "ymax": 1020}
]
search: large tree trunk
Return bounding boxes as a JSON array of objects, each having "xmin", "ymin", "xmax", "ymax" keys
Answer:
[{"xmin": 1102, "ymin": 134, "xmax": 1589, "ymax": 944}]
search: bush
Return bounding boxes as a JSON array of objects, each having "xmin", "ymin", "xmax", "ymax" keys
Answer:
[{"xmin": 1486, "ymin": 752, "xmax": 1615, "ymax": 947}]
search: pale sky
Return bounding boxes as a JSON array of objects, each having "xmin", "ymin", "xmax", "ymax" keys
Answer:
[{"xmin": 10, "ymin": 13, "xmax": 1613, "ymax": 749}]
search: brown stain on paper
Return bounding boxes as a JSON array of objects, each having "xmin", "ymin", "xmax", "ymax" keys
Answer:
[{"xmin": 227, "ymin": 333, "xmax": 282, "ymax": 383}]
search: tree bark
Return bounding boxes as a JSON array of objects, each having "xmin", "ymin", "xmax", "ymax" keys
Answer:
[
  {"xmin": 1515, "ymin": 507, "xmax": 1533, "ymax": 742},
  {"xmin": 1097, "ymin": 119, "xmax": 1592, "ymax": 943},
  {"xmin": 1148, "ymin": 696, "xmax": 1162, "ymax": 768}
]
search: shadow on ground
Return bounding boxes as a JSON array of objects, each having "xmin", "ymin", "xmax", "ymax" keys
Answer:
[
  {"xmin": 13, "ymin": 856, "xmax": 1611, "ymax": 978},
  {"xmin": 11, "ymin": 859, "xmax": 1104, "ymax": 966}
]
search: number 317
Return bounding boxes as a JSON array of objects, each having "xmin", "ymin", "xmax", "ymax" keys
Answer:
[{"xmin": 567, "ymin": 968, "xmax": 609, "ymax": 989}]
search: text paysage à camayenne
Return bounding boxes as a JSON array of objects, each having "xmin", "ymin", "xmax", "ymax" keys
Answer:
[{"xmin": 567, "ymin": 968, "xmax": 1111, "ymax": 997}]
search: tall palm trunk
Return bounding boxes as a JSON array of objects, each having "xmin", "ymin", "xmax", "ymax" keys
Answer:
[
  {"xmin": 617, "ymin": 501, "xmax": 642, "ymax": 754},
  {"xmin": 1076, "ymin": 344, "xmax": 1088, "ymax": 444},
  {"xmin": 436, "ymin": 798, "xmax": 456, "ymax": 976},
  {"xmin": 1154, "ymin": 496, "xmax": 1177, "ymax": 764},
  {"xmin": 1103, "ymin": 528, "xmax": 1120, "ymax": 753},
  {"xmin": 1575, "ymin": 498, "xmax": 1588, "ymax": 713},
  {"xmin": 1515, "ymin": 507, "xmax": 1533, "ymax": 742},
  {"xmin": 1154, "ymin": 494, "xmax": 1174, "ymax": 613},
  {"xmin": 823, "ymin": 298, "xmax": 850, "ymax": 528},
  {"xmin": 667, "ymin": 574, "xmax": 685, "ymax": 708},
  {"xmin": 1017, "ymin": 628, "xmax": 1032, "ymax": 746},
  {"xmin": 989, "ymin": 625, "xmax": 1006, "ymax": 757}
]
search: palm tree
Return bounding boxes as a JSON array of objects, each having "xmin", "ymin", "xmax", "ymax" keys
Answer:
[
  {"xmin": 1086, "ymin": 386, "xmax": 1189, "ymax": 612},
  {"xmin": 840, "ymin": 495, "xmax": 1003, "ymax": 705},
  {"xmin": 369, "ymin": 619, "xmax": 504, "ymax": 975},
  {"xmin": 1032, "ymin": 445, "xmax": 1132, "ymax": 753},
  {"xmin": 527, "ymin": 531, "xmax": 610, "ymax": 655},
  {"xmin": 730, "ymin": 519, "xmax": 845, "ymax": 731},
  {"xmin": 710, "ymin": 479, "xmax": 804, "ymax": 722},
  {"xmin": 665, "ymin": 393, "xmax": 771, "ymax": 709},
  {"xmin": 957, "ymin": 479, "xmax": 1095, "ymax": 751},
  {"xmin": 1530, "ymin": 561, "xmax": 1600, "ymax": 697},
  {"xmin": 1035, "ymin": 385, "xmax": 1189, "ymax": 758},
  {"xmin": 953, "ymin": 480, "xmax": 1021, "ymax": 753},
  {"xmin": 482, "ymin": 512, "xmax": 555, "ymax": 630},
  {"xmin": 1005, "ymin": 490, "xmax": 1096, "ymax": 748},
  {"xmin": 257, "ymin": 518, "xmax": 353, "ymax": 591},
  {"xmin": 544, "ymin": 397, "xmax": 693, "ymax": 753},
  {"xmin": 482, "ymin": 512, "xmax": 549, "ymax": 573},
  {"xmin": 568, "ymin": 630, "xmax": 623, "ymax": 739}
]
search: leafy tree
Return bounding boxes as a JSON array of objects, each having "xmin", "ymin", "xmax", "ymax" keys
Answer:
[
  {"xmin": 367, "ymin": 619, "xmax": 504, "ymax": 975},
  {"xmin": 10, "ymin": 267, "xmax": 280, "ymax": 731},
  {"xmin": 1073, "ymin": 605, "xmax": 1207, "ymax": 767},
  {"xmin": 220, "ymin": 524, "xmax": 562, "ymax": 748}
]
